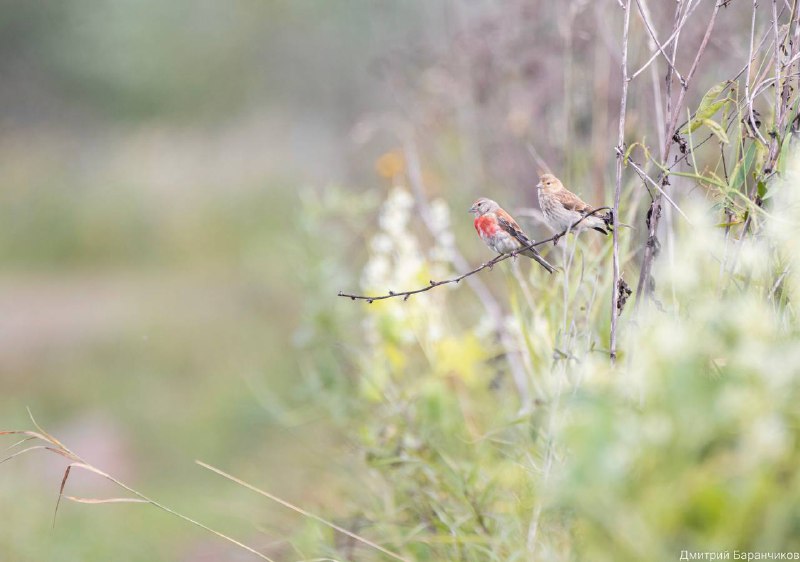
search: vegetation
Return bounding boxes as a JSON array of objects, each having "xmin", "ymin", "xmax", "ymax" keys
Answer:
[{"xmin": 2, "ymin": 1, "xmax": 800, "ymax": 561}]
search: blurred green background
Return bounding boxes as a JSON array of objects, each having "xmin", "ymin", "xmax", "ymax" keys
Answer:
[
  {"xmin": 0, "ymin": 1, "xmax": 432, "ymax": 559},
  {"xmin": 3, "ymin": 2, "xmax": 800, "ymax": 561}
]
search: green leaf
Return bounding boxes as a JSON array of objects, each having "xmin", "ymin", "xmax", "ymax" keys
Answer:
[
  {"xmin": 760, "ymin": 180, "xmax": 780, "ymax": 201},
  {"xmin": 623, "ymin": 142, "xmax": 641, "ymax": 164},
  {"xmin": 680, "ymin": 82, "xmax": 730, "ymax": 134},
  {"xmin": 715, "ymin": 220, "xmax": 744, "ymax": 228},
  {"xmin": 753, "ymin": 139, "xmax": 768, "ymax": 176},
  {"xmin": 776, "ymin": 136, "xmax": 795, "ymax": 174},
  {"xmin": 681, "ymin": 101, "xmax": 725, "ymax": 134},
  {"xmin": 623, "ymin": 141, "xmax": 650, "ymax": 165},
  {"xmin": 697, "ymin": 82, "xmax": 728, "ymax": 116},
  {"xmin": 668, "ymin": 170, "xmax": 728, "ymax": 189},
  {"xmin": 702, "ymin": 118, "xmax": 729, "ymax": 144},
  {"xmin": 729, "ymin": 142, "xmax": 757, "ymax": 193}
]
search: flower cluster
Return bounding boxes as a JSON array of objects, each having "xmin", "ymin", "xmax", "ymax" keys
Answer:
[{"xmin": 360, "ymin": 186, "xmax": 423, "ymax": 292}]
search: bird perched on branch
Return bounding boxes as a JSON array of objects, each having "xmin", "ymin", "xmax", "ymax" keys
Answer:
[
  {"xmin": 537, "ymin": 173, "xmax": 613, "ymax": 245},
  {"xmin": 469, "ymin": 197, "xmax": 556, "ymax": 274}
]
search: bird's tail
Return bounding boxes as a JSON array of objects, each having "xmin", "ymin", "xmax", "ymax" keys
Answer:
[
  {"xmin": 522, "ymin": 247, "xmax": 556, "ymax": 274},
  {"xmin": 583, "ymin": 213, "xmax": 611, "ymax": 235},
  {"xmin": 605, "ymin": 222, "xmax": 635, "ymax": 231},
  {"xmin": 601, "ymin": 211, "xmax": 635, "ymax": 233}
]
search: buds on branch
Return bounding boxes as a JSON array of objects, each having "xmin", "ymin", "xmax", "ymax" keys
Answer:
[{"xmin": 338, "ymin": 207, "xmax": 612, "ymax": 303}]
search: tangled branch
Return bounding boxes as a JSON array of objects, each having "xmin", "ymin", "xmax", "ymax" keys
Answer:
[
  {"xmin": 635, "ymin": 0, "xmax": 722, "ymax": 308},
  {"xmin": 338, "ymin": 207, "xmax": 612, "ymax": 303}
]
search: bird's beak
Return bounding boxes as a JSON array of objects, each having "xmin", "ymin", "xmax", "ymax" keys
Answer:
[
  {"xmin": 468, "ymin": 204, "xmax": 477, "ymax": 214},
  {"xmin": 536, "ymin": 182, "xmax": 542, "ymax": 190}
]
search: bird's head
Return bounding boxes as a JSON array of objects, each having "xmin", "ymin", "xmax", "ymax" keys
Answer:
[
  {"xmin": 469, "ymin": 197, "xmax": 499, "ymax": 216},
  {"xmin": 537, "ymin": 173, "xmax": 563, "ymax": 193}
]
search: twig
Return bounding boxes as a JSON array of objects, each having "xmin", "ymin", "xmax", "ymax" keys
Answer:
[
  {"xmin": 768, "ymin": 265, "xmax": 791, "ymax": 300},
  {"xmin": 746, "ymin": 0, "xmax": 771, "ymax": 147},
  {"xmin": 752, "ymin": 68, "xmax": 800, "ymax": 99},
  {"xmin": 632, "ymin": 0, "xmax": 684, "ymax": 84},
  {"xmin": 638, "ymin": 0, "xmax": 666, "ymax": 155},
  {"xmin": 629, "ymin": 0, "xmax": 703, "ymax": 80},
  {"xmin": 635, "ymin": 0, "xmax": 722, "ymax": 308},
  {"xmin": 625, "ymin": 156, "xmax": 693, "ymax": 223},
  {"xmin": 610, "ymin": 0, "xmax": 632, "ymax": 364},
  {"xmin": 338, "ymin": 208, "xmax": 611, "ymax": 303},
  {"xmin": 728, "ymin": 1, "xmax": 799, "ymax": 291},
  {"xmin": 764, "ymin": 0, "xmax": 796, "ymax": 174},
  {"xmin": 673, "ymin": 9, "xmax": 777, "ymax": 138},
  {"xmin": 665, "ymin": 3, "xmax": 722, "ymax": 159},
  {"xmin": 663, "ymin": 0, "xmax": 688, "ymax": 128}
]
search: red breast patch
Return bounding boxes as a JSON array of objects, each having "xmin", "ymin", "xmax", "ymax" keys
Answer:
[{"xmin": 474, "ymin": 215, "xmax": 499, "ymax": 236}]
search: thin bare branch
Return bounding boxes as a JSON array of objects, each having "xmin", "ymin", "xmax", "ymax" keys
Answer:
[
  {"xmin": 763, "ymin": 0, "xmax": 796, "ymax": 174},
  {"xmin": 636, "ymin": 1, "xmax": 723, "ymax": 308},
  {"xmin": 752, "ymin": 69, "xmax": 800, "ymax": 99},
  {"xmin": 625, "ymin": 156, "xmax": 693, "ymax": 223},
  {"xmin": 768, "ymin": 265, "xmax": 791, "ymax": 300},
  {"xmin": 611, "ymin": 0, "xmax": 632, "ymax": 364},
  {"xmin": 630, "ymin": 0, "xmax": 703, "ymax": 80},
  {"xmin": 746, "ymin": 0, "xmax": 771, "ymax": 147},
  {"xmin": 338, "ymin": 208, "xmax": 612, "ymax": 303},
  {"xmin": 665, "ymin": 3, "xmax": 723, "ymax": 151},
  {"xmin": 631, "ymin": 0, "xmax": 684, "ymax": 83},
  {"xmin": 638, "ymin": 0, "xmax": 667, "ymax": 155}
]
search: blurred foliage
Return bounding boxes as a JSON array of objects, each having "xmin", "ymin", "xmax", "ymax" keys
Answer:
[
  {"xmin": 3, "ymin": 1, "xmax": 800, "ymax": 561},
  {"xmin": 292, "ymin": 162, "xmax": 800, "ymax": 560}
]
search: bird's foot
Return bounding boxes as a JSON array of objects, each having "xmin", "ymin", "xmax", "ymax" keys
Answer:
[{"xmin": 552, "ymin": 234, "xmax": 561, "ymax": 246}]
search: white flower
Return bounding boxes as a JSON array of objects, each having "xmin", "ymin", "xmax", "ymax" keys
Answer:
[
  {"xmin": 361, "ymin": 255, "xmax": 391, "ymax": 289},
  {"xmin": 378, "ymin": 188, "xmax": 413, "ymax": 236},
  {"xmin": 745, "ymin": 415, "xmax": 790, "ymax": 461},
  {"xmin": 474, "ymin": 313, "xmax": 497, "ymax": 338},
  {"xmin": 370, "ymin": 233, "xmax": 393, "ymax": 255},
  {"xmin": 429, "ymin": 198, "xmax": 451, "ymax": 232}
]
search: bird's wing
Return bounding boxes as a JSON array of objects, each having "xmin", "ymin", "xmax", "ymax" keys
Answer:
[
  {"xmin": 496, "ymin": 209, "xmax": 555, "ymax": 273},
  {"xmin": 495, "ymin": 209, "xmax": 533, "ymax": 246},
  {"xmin": 556, "ymin": 189, "xmax": 593, "ymax": 214}
]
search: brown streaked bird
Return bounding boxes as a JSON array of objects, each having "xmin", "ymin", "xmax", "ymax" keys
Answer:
[
  {"xmin": 469, "ymin": 197, "xmax": 556, "ymax": 274},
  {"xmin": 537, "ymin": 173, "xmax": 611, "ymax": 245}
]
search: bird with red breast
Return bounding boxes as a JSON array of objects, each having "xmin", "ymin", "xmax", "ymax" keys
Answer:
[{"xmin": 469, "ymin": 197, "xmax": 555, "ymax": 274}]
